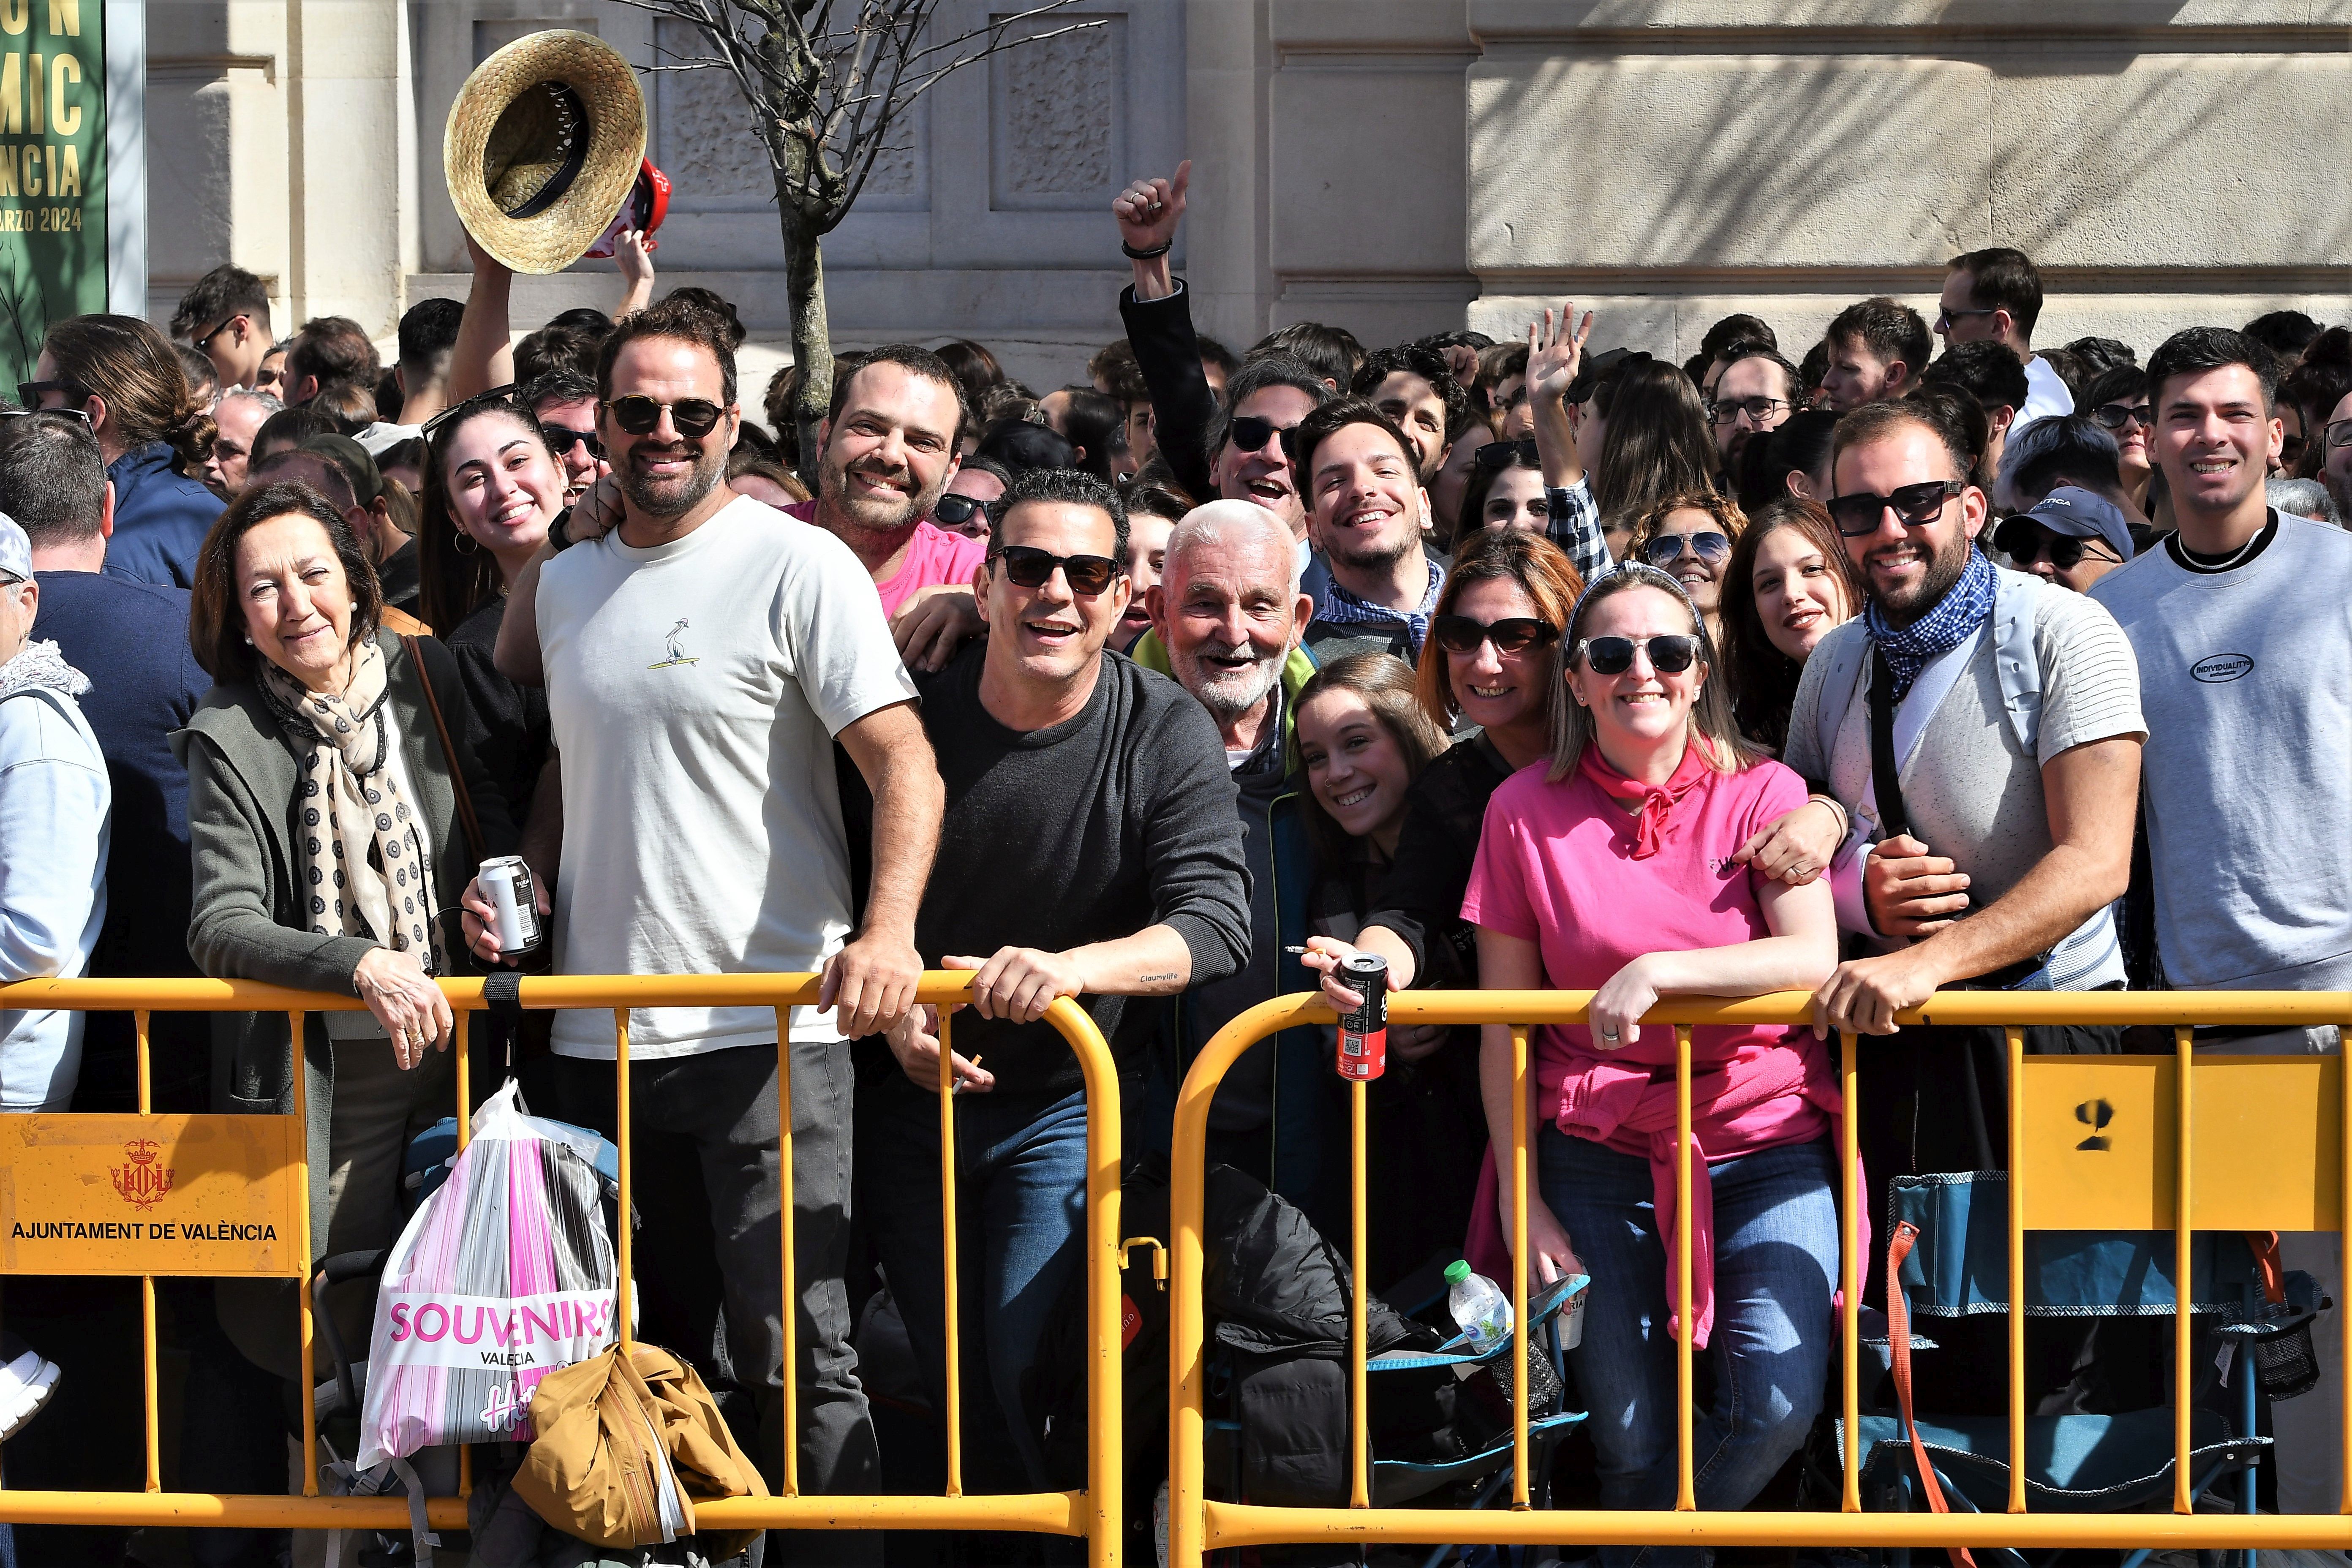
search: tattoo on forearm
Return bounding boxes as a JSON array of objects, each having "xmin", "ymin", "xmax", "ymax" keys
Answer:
[{"xmin": 1140, "ymin": 972, "xmax": 1179, "ymax": 983}]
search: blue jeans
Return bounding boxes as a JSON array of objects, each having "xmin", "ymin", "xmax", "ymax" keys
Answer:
[
  {"xmin": 862, "ymin": 1081, "xmax": 1092, "ymax": 1495},
  {"xmin": 1540, "ymin": 1130, "xmax": 1839, "ymax": 1568}
]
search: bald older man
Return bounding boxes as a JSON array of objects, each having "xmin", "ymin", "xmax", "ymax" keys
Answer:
[{"xmin": 1128, "ymin": 500, "xmax": 1339, "ymax": 1224}]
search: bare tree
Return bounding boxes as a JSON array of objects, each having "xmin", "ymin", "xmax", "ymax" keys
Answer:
[{"xmin": 614, "ymin": 0, "xmax": 1102, "ymax": 462}]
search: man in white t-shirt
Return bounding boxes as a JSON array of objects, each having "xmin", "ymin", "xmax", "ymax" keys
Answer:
[
  {"xmin": 1937, "ymin": 247, "xmax": 2073, "ymax": 429},
  {"xmin": 475, "ymin": 297, "xmax": 943, "ymax": 1546}
]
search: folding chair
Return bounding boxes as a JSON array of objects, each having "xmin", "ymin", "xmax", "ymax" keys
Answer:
[{"xmin": 1840, "ymin": 1172, "xmax": 2327, "ymax": 1568}]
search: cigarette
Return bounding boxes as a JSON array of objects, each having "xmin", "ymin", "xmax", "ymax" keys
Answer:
[
  {"xmin": 1283, "ymin": 945, "xmax": 1310, "ymax": 955},
  {"xmin": 952, "ymin": 1054, "xmax": 985, "ymax": 1095}
]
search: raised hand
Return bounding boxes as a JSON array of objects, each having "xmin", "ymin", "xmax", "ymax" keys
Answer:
[
  {"xmin": 1526, "ymin": 302, "xmax": 1594, "ymax": 407},
  {"xmin": 1113, "ymin": 159, "xmax": 1190, "ymax": 255}
]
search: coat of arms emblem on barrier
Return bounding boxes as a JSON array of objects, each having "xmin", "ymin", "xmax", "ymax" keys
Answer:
[{"xmin": 111, "ymin": 1138, "xmax": 174, "ymax": 1209}]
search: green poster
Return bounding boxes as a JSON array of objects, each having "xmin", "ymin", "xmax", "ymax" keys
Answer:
[{"xmin": 0, "ymin": 0, "xmax": 103, "ymax": 394}]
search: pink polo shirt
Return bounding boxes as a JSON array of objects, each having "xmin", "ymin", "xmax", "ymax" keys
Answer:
[{"xmin": 784, "ymin": 502, "xmax": 987, "ymax": 621}]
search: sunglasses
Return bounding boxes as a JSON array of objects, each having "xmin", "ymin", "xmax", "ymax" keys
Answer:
[
  {"xmin": 2091, "ymin": 402, "xmax": 2152, "ymax": 433},
  {"xmin": 1228, "ymin": 414, "xmax": 1298, "ymax": 455},
  {"xmin": 1826, "ymin": 479, "xmax": 1965, "ymax": 538},
  {"xmin": 1642, "ymin": 530, "xmax": 1731, "ymax": 567},
  {"xmin": 1995, "ymin": 518, "xmax": 2119, "ymax": 572},
  {"xmin": 933, "ymin": 492, "xmax": 986, "ymax": 530},
  {"xmin": 16, "ymin": 379, "xmax": 90, "ymax": 412},
  {"xmin": 604, "ymin": 394, "xmax": 726, "ymax": 439},
  {"xmin": 420, "ymin": 384, "xmax": 520, "ymax": 441},
  {"xmin": 2328, "ymin": 417, "xmax": 2352, "ymax": 452},
  {"xmin": 194, "ymin": 315, "xmax": 241, "ymax": 348},
  {"xmin": 1576, "ymin": 634, "xmax": 1702, "ymax": 676},
  {"xmin": 1473, "ymin": 438, "xmax": 1539, "ymax": 471},
  {"xmin": 987, "ymin": 544, "xmax": 1122, "ymax": 595},
  {"xmin": 0, "ymin": 406, "xmax": 88, "ymax": 427},
  {"xmin": 1432, "ymin": 614, "xmax": 1559, "ymax": 656},
  {"xmin": 541, "ymin": 425, "xmax": 605, "ymax": 460},
  {"xmin": 1707, "ymin": 396, "xmax": 1791, "ymax": 427},
  {"xmin": 1934, "ymin": 305, "xmax": 1997, "ymax": 329}
]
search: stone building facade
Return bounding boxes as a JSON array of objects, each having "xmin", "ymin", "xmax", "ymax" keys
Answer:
[{"xmin": 146, "ymin": 1, "xmax": 2349, "ymax": 389}]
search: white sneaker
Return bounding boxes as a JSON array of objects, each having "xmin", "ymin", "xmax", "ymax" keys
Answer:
[{"xmin": 0, "ymin": 1347, "xmax": 59, "ymax": 1440}]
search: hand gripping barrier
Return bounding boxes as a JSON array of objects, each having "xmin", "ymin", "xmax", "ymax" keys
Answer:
[
  {"xmin": 0, "ymin": 973, "xmax": 1124, "ymax": 1563},
  {"xmin": 1166, "ymin": 989, "xmax": 2352, "ymax": 1562}
]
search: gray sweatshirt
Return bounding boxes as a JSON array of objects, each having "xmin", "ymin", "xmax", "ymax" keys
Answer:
[{"xmin": 2090, "ymin": 512, "xmax": 2352, "ymax": 990}]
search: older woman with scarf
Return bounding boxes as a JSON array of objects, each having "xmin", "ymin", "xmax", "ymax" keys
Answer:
[
  {"xmin": 1463, "ymin": 563, "xmax": 1841, "ymax": 1566},
  {"xmin": 177, "ymin": 480, "xmax": 529, "ymax": 1387}
]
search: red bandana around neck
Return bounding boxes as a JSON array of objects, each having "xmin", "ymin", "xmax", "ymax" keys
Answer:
[{"xmin": 1577, "ymin": 739, "xmax": 1712, "ymax": 859}]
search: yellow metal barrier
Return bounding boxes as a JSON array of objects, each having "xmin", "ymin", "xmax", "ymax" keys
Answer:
[
  {"xmin": 1168, "ymin": 990, "xmax": 2352, "ymax": 1560},
  {"xmin": 0, "ymin": 973, "xmax": 1124, "ymax": 1562}
]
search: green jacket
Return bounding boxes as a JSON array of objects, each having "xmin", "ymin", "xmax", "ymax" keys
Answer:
[{"xmin": 172, "ymin": 628, "xmax": 518, "ymax": 1266}]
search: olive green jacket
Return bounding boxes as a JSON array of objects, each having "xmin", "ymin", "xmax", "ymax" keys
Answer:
[{"xmin": 172, "ymin": 629, "xmax": 518, "ymax": 1260}]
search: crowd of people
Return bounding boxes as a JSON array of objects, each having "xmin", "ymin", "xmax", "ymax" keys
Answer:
[{"xmin": 0, "ymin": 155, "xmax": 2344, "ymax": 1568}]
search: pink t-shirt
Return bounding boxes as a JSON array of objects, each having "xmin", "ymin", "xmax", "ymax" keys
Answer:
[
  {"xmin": 1461, "ymin": 752, "xmax": 1840, "ymax": 1345},
  {"xmin": 1462, "ymin": 752, "xmax": 1816, "ymax": 1119},
  {"xmin": 786, "ymin": 501, "xmax": 987, "ymax": 621}
]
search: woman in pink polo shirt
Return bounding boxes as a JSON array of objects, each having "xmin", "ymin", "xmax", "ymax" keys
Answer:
[{"xmin": 1462, "ymin": 563, "xmax": 1840, "ymax": 1562}]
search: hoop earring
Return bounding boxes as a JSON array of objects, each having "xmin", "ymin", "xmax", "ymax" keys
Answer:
[{"xmin": 452, "ymin": 530, "xmax": 479, "ymax": 556}]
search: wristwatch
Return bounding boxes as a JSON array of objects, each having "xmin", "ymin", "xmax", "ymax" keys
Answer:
[{"xmin": 547, "ymin": 509, "xmax": 573, "ymax": 553}]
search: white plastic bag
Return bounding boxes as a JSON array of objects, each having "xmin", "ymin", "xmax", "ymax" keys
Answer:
[{"xmin": 356, "ymin": 1080, "xmax": 616, "ymax": 1468}]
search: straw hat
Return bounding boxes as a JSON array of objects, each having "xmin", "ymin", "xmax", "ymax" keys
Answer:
[{"xmin": 444, "ymin": 30, "xmax": 647, "ymax": 275}]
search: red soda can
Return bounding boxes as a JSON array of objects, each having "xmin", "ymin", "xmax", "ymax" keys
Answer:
[{"xmin": 1336, "ymin": 953, "xmax": 1389, "ymax": 1081}]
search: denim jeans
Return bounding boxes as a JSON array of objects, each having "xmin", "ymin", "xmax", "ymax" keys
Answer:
[
  {"xmin": 861, "ymin": 1079, "xmax": 1092, "ymax": 1496},
  {"xmin": 1540, "ymin": 1129, "xmax": 1839, "ymax": 1568}
]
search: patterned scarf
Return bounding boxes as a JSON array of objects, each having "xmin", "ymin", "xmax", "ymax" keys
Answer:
[
  {"xmin": 0, "ymin": 640, "xmax": 90, "ymax": 704},
  {"xmin": 1577, "ymin": 738, "xmax": 1714, "ymax": 860},
  {"xmin": 1316, "ymin": 559, "xmax": 1445, "ymax": 657},
  {"xmin": 1862, "ymin": 545, "xmax": 1997, "ymax": 705},
  {"xmin": 259, "ymin": 638, "xmax": 440, "ymax": 968}
]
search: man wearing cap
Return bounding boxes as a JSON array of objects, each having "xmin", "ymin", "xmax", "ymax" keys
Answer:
[
  {"xmin": 0, "ymin": 509, "xmax": 109, "ymax": 1112},
  {"xmin": 1994, "ymin": 485, "xmax": 2133, "ymax": 593}
]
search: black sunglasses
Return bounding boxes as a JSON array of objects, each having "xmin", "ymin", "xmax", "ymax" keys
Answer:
[
  {"xmin": 1576, "ymin": 634, "xmax": 1703, "ymax": 676},
  {"xmin": 2090, "ymin": 402, "xmax": 2152, "ymax": 433},
  {"xmin": 933, "ymin": 493, "xmax": 986, "ymax": 529},
  {"xmin": 604, "ymin": 394, "xmax": 726, "ymax": 439},
  {"xmin": 1642, "ymin": 531, "xmax": 1731, "ymax": 567},
  {"xmin": 0, "ymin": 406, "xmax": 88, "ymax": 427},
  {"xmin": 1229, "ymin": 414, "xmax": 1297, "ymax": 455},
  {"xmin": 16, "ymin": 378, "xmax": 90, "ymax": 412},
  {"xmin": 420, "ymin": 384, "xmax": 520, "ymax": 441},
  {"xmin": 1473, "ymin": 438, "xmax": 1539, "ymax": 471},
  {"xmin": 1826, "ymin": 479, "xmax": 1965, "ymax": 538},
  {"xmin": 987, "ymin": 544, "xmax": 1122, "ymax": 595},
  {"xmin": 1432, "ymin": 614, "xmax": 1559, "ymax": 656},
  {"xmin": 540, "ymin": 425, "xmax": 605, "ymax": 460},
  {"xmin": 1994, "ymin": 517, "xmax": 2119, "ymax": 573}
]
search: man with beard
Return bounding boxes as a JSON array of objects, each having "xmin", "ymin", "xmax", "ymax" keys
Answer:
[
  {"xmin": 1127, "ymin": 500, "xmax": 1341, "ymax": 1224},
  {"xmin": 482, "ymin": 296, "xmax": 943, "ymax": 1557},
  {"xmin": 1285, "ymin": 397, "xmax": 1443, "ymax": 663},
  {"xmin": 2324, "ymin": 387, "xmax": 2352, "ymax": 521},
  {"xmin": 1707, "ymin": 343, "xmax": 1800, "ymax": 475},
  {"xmin": 1789, "ymin": 396, "xmax": 2144, "ymax": 1416}
]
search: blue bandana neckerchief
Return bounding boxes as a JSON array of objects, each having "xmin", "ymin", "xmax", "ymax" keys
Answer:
[{"xmin": 1863, "ymin": 546, "xmax": 1997, "ymax": 705}]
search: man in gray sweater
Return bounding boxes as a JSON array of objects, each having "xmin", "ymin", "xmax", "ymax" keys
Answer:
[
  {"xmin": 2091, "ymin": 324, "xmax": 2351, "ymax": 1513},
  {"xmin": 862, "ymin": 466, "xmax": 1250, "ymax": 1496}
]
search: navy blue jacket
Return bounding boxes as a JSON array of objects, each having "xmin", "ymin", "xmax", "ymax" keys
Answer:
[
  {"xmin": 33, "ymin": 568, "xmax": 212, "ymax": 980},
  {"xmin": 106, "ymin": 443, "xmax": 223, "ymax": 589}
]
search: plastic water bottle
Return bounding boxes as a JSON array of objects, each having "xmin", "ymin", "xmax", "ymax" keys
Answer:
[{"xmin": 1444, "ymin": 1260, "xmax": 1562, "ymax": 1411}]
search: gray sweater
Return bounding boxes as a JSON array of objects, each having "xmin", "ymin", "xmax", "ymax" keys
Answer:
[{"xmin": 2091, "ymin": 513, "xmax": 2352, "ymax": 989}]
